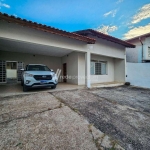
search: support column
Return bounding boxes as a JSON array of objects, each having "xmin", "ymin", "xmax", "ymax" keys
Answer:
[{"xmin": 85, "ymin": 51, "xmax": 91, "ymax": 88}]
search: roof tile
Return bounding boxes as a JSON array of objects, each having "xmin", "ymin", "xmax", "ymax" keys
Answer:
[{"xmin": 0, "ymin": 12, "xmax": 95, "ymax": 44}]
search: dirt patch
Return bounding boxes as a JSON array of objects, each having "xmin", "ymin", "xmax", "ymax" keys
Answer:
[{"xmin": 52, "ymin": 86, "xmax": 150, "ymax": 150}]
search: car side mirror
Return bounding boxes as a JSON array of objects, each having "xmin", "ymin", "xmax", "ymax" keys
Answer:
[
  {"xmin": 20, "ymin": 68, "xmax": 24, "ymax": 71},
  {"xmin": 51, "ymin": 69, "xmax": 54, "ymax": 72}
]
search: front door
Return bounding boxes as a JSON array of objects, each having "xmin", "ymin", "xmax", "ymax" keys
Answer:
[
  {"xmin": 6, "ymin": 61, "xmax": 17, "ymax": 83},
  {"xmin": 63, "ymin": 63, "xmax": 67, "ymax": 82}
]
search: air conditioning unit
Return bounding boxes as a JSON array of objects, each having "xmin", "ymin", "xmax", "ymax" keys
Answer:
[{"xmin": 143, "ymin": 46, "xmax": 150, "ymax": 61}]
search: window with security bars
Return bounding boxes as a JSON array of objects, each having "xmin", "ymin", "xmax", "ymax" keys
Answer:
[
  {"xmin": 148, "ymin": 47, "xmax": 150, "ymax": 57},
  {"xmin": 0, "ymin": 60, "xmax": 6, "ymax": 83},
  {"xmin": 90, "ymin": 61, "xmax": 107, "ymax": 75}
]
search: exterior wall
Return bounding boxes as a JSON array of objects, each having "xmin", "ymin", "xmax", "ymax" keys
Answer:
[
  {"xmin": 0, "ymin": 20, "xmax": 126, "ymax": 60},
  {"xmin": 61, "ymin": 52, "xmax": 78, "ymax": 84},
  {"xmin": 0, "ymin": 50, "xmax": 62, "ymax": 81},
  {"xmin": 126, "ymin": 39, "xmax": 142, "ymax": 63},
  {"xmin": 77, "ymin": 36, "xmax": 126, "ymax": 85},
  {"xmin": 126, "ymin": 46, "xmax": 140, "ymax": 63},
  {"xmin": 143, "ymin": 37, "xmax": 150, "ymax": 61},
  {"xmin": 90, "ymin": 54, "xmax": 115, "ymax": 84},
  {"xmin": 88, "ymin": 37, "xmax": 125, "ymax": 59},
  {"xmin": 126, "ymin": 63, "xmax": 150, "ymax": 88},
  {"xmin": 78, "ymin": 52, "xmax": 86, "ymax": 85},
  {"xmin": 66, "ymin": 52, "xmax": 125, "ymax": 85},
  {"xmin": 114, "ymin": 58, "xmax": 125, "ymax": 82},
  {"xmin": 0, "ymin": 20, "xmax": 88, "ymax": 53},
  {"xmin": 126, "ymin": 36, "xmax": 150, "ymax": 63}
]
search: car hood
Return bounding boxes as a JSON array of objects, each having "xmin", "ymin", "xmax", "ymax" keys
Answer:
[{"xmin": 25, "ymin": 71, "xmax": 54, "ymax": 75}]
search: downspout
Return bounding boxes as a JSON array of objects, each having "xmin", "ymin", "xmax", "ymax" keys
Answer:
[{"xmin": 139, "ymin": 37, "xmax": 144, "ymax": 63}]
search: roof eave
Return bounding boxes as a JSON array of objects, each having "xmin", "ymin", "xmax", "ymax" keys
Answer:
[
  {"xmin": 75, "ymin": 29, "xmax": 135, "ymax": 48},
  {"xmin": 0, "ymin": 12, "xmax": 96, "ymax": 44}
]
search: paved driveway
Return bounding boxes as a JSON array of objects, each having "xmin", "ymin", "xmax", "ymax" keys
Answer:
[
  {"xmin": 52, "ymin": 86, "xmax": 150, "ymax": 150},
  {"xmin": 0, "ymin": 92, "xmax": 123, "ymax": 150}
]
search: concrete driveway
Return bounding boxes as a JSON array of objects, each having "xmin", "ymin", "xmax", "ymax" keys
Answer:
[
  {"xmin": 0, "ymin": 92, "xmax": 123, "ymax": 150},
  {"xmin": 52, "ymin": 86, "xmax": 150, "ymax": 150},
  {"xmin": 0, "ymin": 83, "xmax": 84, "ymax": 97}
]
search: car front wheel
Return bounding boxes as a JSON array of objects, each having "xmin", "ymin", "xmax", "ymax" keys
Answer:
[
  {"xmin": 21, "ymin": 80, "xmax": 23, "ymax": 86},
  {"xmin": 51, "ymin": 85, "xmax": 56, "ymax": 89},
  {"xmin": 23, "ymin": 84, "xmax": 28, "ymax": 92}
]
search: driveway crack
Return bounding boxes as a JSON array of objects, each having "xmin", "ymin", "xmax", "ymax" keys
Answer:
[{"xmin": 0, "ymin": 103, "xmax": 63, "ymax": 125}]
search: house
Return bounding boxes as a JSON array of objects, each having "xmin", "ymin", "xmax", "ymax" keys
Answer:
[
  {"xmin": 125, "ymin": 33, "xmax": 150, "ymax": 88},
  {"xmin": 126, "ymin": 32, "xmax": 150, "ymax": 63},
  {"xmin": 0, "ymin": 13, "xmax": 135, "ymax": 88}
]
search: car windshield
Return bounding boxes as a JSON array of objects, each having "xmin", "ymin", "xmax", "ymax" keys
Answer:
[{"xmin": 26, "ymin": 65, "xmax": 50, "ymax": 71}]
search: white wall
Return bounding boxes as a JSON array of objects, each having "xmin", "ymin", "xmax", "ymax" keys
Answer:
[
  {"xmin": 114, "ymin": 58, "xmax": 125, "ymax": 82},
  {"xmin": 90, "ymin": 54, "xmax": 115, "ymax": 84},
  {"xmin": 126, "ymin": 36, "xmax": 150, "ymax": 63},
  {"xmin": 88, "ymin": 37, "xmax": 125, "ymax": 59},
  {"xmin": 78, "ymin": 52, "xmax": 86, "ymax": 85},
  {"xmin": 126, "ymin": 63, "xmax": 150, "ymax": 88},
  {"xmin": 61, "ymin": 52, "xmax": 78, "ymax": 84},
  {"xmin": 0, "ymin": 50, "xmax": 62, "ymax": 75},
  {"xmin": 126, "ymin": 46, "xmax": 140, "ymax": 63},
  {"xmin": 0, "ymin": 21, "xmax": 126, "ymax": 60},
  {"xmin": 0, "ymin": 20, "xmax": 88, "ymax": 53}
]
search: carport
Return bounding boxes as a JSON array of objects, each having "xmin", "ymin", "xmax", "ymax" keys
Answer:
[
  {"xmin": 0, "ymin": 13, "xmax": 95, "ymax": 87},
  {"xmin": 0, "ymin": 37, "xmax": 74, "ymax": 83}
]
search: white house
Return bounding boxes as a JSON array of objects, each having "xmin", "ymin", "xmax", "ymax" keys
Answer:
[
  {"xmin": 0, "ymin": 13, "xmax": 135, "ymax": 88},
  {"xmin": 125, "ymin": 33, "xmax": 150, "ymax": 88},
  {"xmin": 126, "ymin": 32, "xmax": 150, "ymax": 63}
]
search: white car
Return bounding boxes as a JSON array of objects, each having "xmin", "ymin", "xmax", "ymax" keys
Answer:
[{"xmin": 21, "ymin": 64, "xmax": 58, "ymax": 92}]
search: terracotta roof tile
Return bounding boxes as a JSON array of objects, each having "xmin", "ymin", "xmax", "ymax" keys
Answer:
[
  {"xmin": 0, "ymin": 12, "xmax": 96, "ymax": 44},
  {"xmin": 75, "ymin": 29, "xmax": 135, "ymax": 48}
]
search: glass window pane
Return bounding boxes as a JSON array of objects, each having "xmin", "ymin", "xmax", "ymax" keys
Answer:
[
  {"xmin": 101, "ymin": 63, "xmax": 106, "ymax": 75},
  {"xmin": 95, "ymin": 62, "xmax": 101, "ymax": 75},
  {"xmin": 90, "ymin": 62, "xmax": 95, "ymax": 75}
]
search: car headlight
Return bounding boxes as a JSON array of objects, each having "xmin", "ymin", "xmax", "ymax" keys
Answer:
[
  {"xmin": 52, "ymin": 73, "xmax": 56, "ymax": 78},
  {"xmin": 25, "ymin": 73, "xmax": 34, "ymax": 77}
]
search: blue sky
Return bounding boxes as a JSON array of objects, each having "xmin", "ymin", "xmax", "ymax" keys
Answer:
[{"xmin": 0, "ymin": 0, "xmax": 150, "ymax": 39}]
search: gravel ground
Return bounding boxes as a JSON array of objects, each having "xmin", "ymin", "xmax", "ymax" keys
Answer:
[
  {"xmin": 0, "ymin": 92, "xmax": 124, "ymax": 150},
  {"xmin": 0, "ymin": 93, "xmax": 98, "ymax": 150},
  {"xmin": 52, "ymin": 86, "xmax": 150, "ymax": 150}
]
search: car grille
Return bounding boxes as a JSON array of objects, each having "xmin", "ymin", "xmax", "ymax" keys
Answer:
[{"xmin": 34, "ymin": 75, "xmax": 52, "ymax": 80}]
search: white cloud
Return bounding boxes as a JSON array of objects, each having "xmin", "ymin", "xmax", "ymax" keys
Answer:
[
  {"xmin": 116, "ymin": 0, "xmax": 124, "ymax": 4},
  {"xmin": 131, "ymin": 3, "xmax": 150, "ymax": 24},
  {"xmin": 13, "ymin": 14, "xmax": 17, "ymax": 17},
  {"xmin": 96, "ymin": 25, "xmax": 118, "ymax": 35},
  {"xmin": 123, "ymin": 23, "xmax": 150, "ymax": 39},
  {"xmin": 104, "ymin": 9, "xmax": 117, "ymax": 17},
  {"xmin": 0, "ymin": 1, "xmax": 10, "ymax": 8}
]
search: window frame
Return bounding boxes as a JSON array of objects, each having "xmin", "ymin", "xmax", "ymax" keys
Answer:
[
  {"xmin": 148, "ymin": 47, "xmax": 150, "ymax": 57},
  {"xmin": 90, "ymin": 60, "xmax": 107, "ymax": 75}
]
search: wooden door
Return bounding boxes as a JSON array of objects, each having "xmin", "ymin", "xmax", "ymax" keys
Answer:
[{"xmin": 63, "ymin": 63, "xmax": 67, "ymax": 82}]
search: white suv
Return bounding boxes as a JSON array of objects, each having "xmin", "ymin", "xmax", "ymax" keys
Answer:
[{"xmin": 21, "ymin": 64, "xmax": 58, "ymax": 92}]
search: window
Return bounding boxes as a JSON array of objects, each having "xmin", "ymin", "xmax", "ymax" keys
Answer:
[
  {"xmin": 90, "ymin": 61, "xmax": 107, "ymax": 75},
  {"xmin": 26, "ymin": 65, "xmax": 50, "ymax": 71},
  {"xmin": 148, "ymin": 47, "xmax": 150, "ymax": 57}
]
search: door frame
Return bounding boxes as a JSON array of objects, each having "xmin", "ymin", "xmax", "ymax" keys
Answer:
[{"xmin": 63, "ymin": 63, "xmax": 67, "ymax": 82}]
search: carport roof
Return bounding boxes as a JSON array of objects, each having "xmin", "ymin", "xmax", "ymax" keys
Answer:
[
  {"xmin": 75, "ymin": 29, "xmax": 135, "ymax": 48},
  {"xmin": 0, "ymin": 12, "xmax": 96, "ymax": 44}
]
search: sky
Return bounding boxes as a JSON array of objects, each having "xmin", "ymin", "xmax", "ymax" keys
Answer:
[{"xmin": 0, "ymin": 0, "xmax": 150, "ymax": 39}]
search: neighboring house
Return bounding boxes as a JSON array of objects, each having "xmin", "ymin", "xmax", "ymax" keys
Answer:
[
  {"xmin": 0, "ymin": 13, "xmax": 135, "ymax": 88},
  {"xmin": 126, "ymin": 32, "xmax": 150, "ymax": 63},
  {"xmin": 125, "ymin": 33, "xmax": 150, "ymax": 88}
]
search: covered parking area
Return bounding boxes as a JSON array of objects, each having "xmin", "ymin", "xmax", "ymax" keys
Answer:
[{"xmin": 0, "ymin": 13, "xmax": 95, "ymax": 88}]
